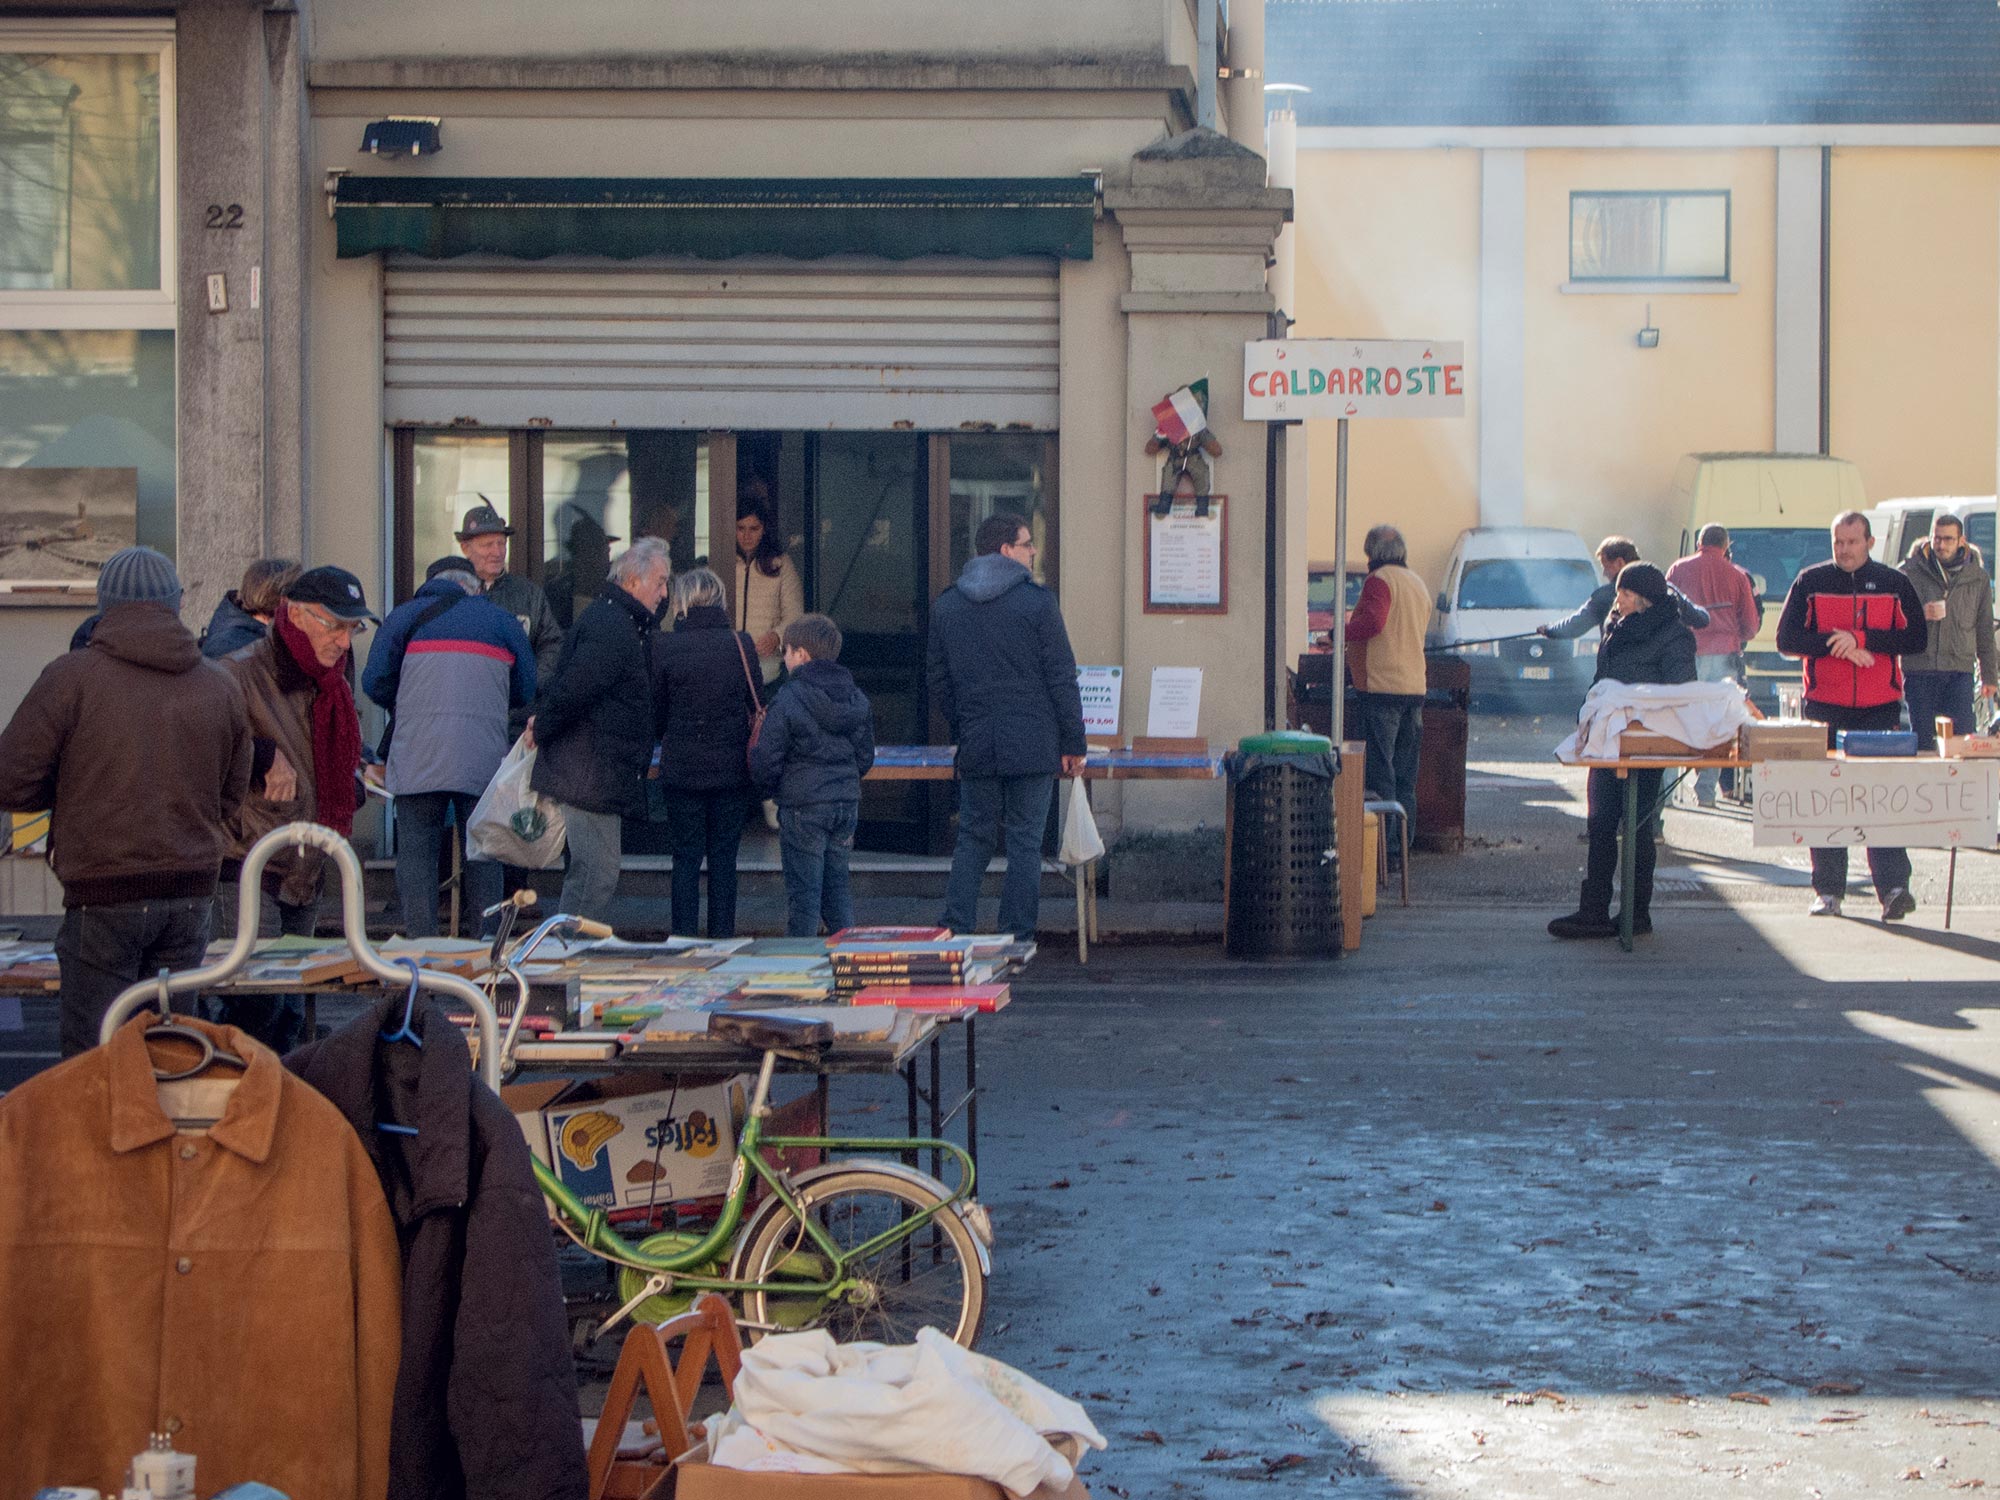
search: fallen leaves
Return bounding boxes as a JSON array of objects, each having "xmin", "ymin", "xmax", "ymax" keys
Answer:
[
  {"xmin": 1728, "ymin": 1392, "xmax": 1772, "ymax": 1406},
  {"xmin": 1811, "ymin": 1381, "xmax": 1864, "ymax": 1396},
  {"xmin": 1134, "ymin": 1431, "xmax": 1165, "ymax": 1446},
  {"xmin": 1262, "ymin": 1455, "xmax": 1309, "ymax": 1475},
  {"xmin": 1503, "ymin": 1388, "xmax": 1567, "ymax": 1408}
]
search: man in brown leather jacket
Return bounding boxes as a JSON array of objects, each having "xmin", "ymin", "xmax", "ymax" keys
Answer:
[{"xmin": 0, "ymin": 548, "xmax": 250, "ymax": 1057}]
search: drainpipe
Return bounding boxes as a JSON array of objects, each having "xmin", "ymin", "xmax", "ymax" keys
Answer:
[
  {"xmin": 1197, "ymin": 0, "xmax": 1217, "ymax": 130},
  {"xmin": 1819, "ymin": 145, "xmax": 1831, "ymax": 456},
  {"xmin": 1266, "ymin": 104, "xmax": 1297, "ymax": 321},
  {"xmin": 1221, "ymin": 0, "xmax": 1265, "ymax": 151}
]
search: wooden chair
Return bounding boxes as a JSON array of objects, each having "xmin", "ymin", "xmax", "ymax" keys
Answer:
[{"xmin": 586, "ymin": 1293, "xmax": 744, "ymax": 1500}]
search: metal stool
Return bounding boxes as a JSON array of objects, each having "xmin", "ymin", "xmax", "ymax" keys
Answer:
[{"xmin": 1363, "ymin": 798, "xmax": 1411, "ymax": 907}]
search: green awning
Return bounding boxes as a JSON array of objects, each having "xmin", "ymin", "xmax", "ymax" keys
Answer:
[{"xmin": 332, "ymin": 175, "xmax": 1096, "ymax": 261}]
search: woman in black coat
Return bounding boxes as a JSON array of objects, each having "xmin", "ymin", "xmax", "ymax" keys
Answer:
[
  {"xmin": 1549, "ymin": 562, "xmax": 1699, "ymax": 940},
  {"xmin": 651, "ymin": 566, "xmax": 762, "ymax": 937}
]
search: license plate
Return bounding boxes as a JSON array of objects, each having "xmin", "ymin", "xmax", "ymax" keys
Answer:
[{"xmin": 1519, "ymin": 666, "xmax": 1552, "ymax": 681}]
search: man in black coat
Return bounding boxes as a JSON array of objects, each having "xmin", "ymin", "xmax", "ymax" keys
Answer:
[
  {"xmin": 927, "ymin": 512, "xmax": 1087, "ymax": 939},
  {"xmin": 529, "ymin": 538, "xmax": 670, "ymax": 921}
]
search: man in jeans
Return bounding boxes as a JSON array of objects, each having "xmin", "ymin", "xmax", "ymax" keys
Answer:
[
  {"xmin": 928, "ymin": 512, "xmax": 1087, "ymax": 939},
  {"xmin": 1898, "ymin": 512, "xmax": 1997, "ymax": 752},
  {"xmin": 0, "ymin": 547, "xmax": 250, "ymax": 1056},
  {"xmin": 1344, "ymin": 524, "xmax": 1433, "ymax": 831},
  {"xmin": 1666, "ymin": 523, "xmax": 1762, "ymax": 804}
]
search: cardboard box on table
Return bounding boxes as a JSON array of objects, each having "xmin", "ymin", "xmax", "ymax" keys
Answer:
[
  {"xmin": 1615, "ymin": 729, "xmax": 1734, "ymax": 758},
  {"xmin": 673, "ymin": 1437, "xmax": 1090, "ymax": 1500},
  {"xmin": 1737, "ymin": 720, "xmax": 1828, "ymax": 761}
]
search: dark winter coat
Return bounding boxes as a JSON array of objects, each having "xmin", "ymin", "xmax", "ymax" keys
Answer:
[
  {"xmin": 1775, "ymin": 557, "xmax": 1928, "ymax": 710},
  {"xmin": 286, "ymin": 997, "xmax": 587, "ymax": 1500},
  {"xmin": 200, "ymin": 591, "xmax": 269, "ymax": 659},
  {"xmin": 0, "ymin": 604, "xmax": 250, "ymax": 906},
  {"xmin": 1900, "ymin": 540, "xmax": 1998, "ymax": 682},
  {"xmin": 363, "ymin": 576, "xmax": 535, "ymax": 797},
  {"xmin": 926, "ymin": 554, "xmax": 1086, "ymax": 778},
  {"xmin": 530, "ymin": 581, "xmax": 660, "ymax": 817},
  {"xmin": 482, "ymin": 571, "xmax": 565, "ymax": 738},
  {"xmin": 1545, "ymin": 580, "xmax": 1711, "ymax": 640},
  {"xmin": 750, "ymin": 658, "xmax": 877, "ymax": 806},
  {"xmin": 650, "ymin": 603, "xmax": 760, "ymax": 793},
  {"xmin": 1593, "ymin": 597, "xmax": 1699, "ymax": 688}
]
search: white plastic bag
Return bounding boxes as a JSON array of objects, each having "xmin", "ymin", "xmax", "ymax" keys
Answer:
[
  {"xmin": 466, "ymin": 734, "xmax": 567, "ymax": 868},
  {"xmin": 1058, "ymin": 782, "xmax": 1104, "ymax": 867}
]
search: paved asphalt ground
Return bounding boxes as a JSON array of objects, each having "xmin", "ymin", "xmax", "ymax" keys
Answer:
[{"xmin": 5, "ymin": 710, "xmax": 1999, "ymax": 1494}]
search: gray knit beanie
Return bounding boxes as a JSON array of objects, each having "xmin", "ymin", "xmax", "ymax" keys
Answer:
[{"xmin": 96, "ymin": 546, "xmax": 183, "ymax": 609}]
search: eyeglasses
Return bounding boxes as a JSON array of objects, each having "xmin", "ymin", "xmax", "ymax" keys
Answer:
[{"xmin": 295, "ymin": 603, "xmax": 368, "ymax": 637}]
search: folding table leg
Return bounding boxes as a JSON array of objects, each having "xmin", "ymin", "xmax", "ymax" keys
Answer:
[{"xmin": 1619, "ymin": 772, "xmax": 1638, "ymax": 953}]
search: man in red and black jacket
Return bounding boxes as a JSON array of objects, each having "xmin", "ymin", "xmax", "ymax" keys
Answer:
[{"xmin": 1775, "ymin": 510, "xmax": 1929, "ymax": 921}]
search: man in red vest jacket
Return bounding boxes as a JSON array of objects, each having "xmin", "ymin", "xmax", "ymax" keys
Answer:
[{"xmin": 1774, "ymin": 511, "xmax": 1928, "ymax": 921}]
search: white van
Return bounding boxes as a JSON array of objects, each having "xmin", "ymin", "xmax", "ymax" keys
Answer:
[
  {"xmin": 1672, "ymin": 453, "xmax": 1867, "ymax": 705},
  {"xmin": 1428, "ymin": 526, "xmax": 1602, "ymax": 703},
  {"xmin": 1866, "ymin": 497, "xmax": 1996, "ymax": 570}
]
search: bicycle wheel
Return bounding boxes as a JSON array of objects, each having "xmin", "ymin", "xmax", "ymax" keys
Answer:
[{"xmin": 735, "ymin": 1168, "xmax": 987, "ymax": 1349}]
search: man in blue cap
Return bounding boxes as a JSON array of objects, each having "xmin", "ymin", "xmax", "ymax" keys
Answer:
[{"xmin": 0, "ymin": 547, "xmax": 251, "ymax": 1056}]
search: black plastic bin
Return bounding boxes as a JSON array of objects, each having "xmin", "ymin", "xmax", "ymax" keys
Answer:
[{"xmin": 1224, "ymin": 737, "xmax": 1341, "ymax": 960}]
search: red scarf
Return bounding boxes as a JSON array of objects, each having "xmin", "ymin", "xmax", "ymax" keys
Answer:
[{"xmin": 273, "ymin": 607, "xmax": 362, "ymax": 835}]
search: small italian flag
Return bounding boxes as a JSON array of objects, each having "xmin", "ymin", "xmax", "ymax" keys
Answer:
[{"xmin": 1151, "ymin": 380, "xmax": 1209, "ymax": 444}]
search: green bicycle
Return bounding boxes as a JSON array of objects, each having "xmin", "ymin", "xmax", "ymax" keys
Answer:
[{"xmin": 512, "ymin": 978, "xmax": 993, "ymax": 1349}]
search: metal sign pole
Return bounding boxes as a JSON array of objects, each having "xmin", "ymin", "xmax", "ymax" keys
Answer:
[{"xmin": 1331, "ymin": 416, "xmax": 1349, "ymax": 747}]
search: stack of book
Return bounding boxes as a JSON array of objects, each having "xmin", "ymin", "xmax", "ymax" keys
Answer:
[{"xmin": 826, "ymin": 930, "xmax": 1014, "ymax": 997}]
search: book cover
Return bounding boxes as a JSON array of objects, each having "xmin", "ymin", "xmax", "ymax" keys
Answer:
[{"xmin": 849, "ymin": 984, "xmax": 1011, "ymax": 1013}]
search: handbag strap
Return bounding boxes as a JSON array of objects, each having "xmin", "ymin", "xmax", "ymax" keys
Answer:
[{"xmin": 731, "ymin": 631, "xmax": 764, "ymax": 711}]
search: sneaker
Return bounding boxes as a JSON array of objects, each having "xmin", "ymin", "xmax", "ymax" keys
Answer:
[
  {"xmin": 1809, "ymin": 894, "xmax": 1843, "ymax": 917},
  {"xmin": 1880, "ymin": 888, "xmax": 1917, "ymax": 923},
  {"xmin": 1548, "ymin": 910, "xmax": 1617, "ymax": 940}
]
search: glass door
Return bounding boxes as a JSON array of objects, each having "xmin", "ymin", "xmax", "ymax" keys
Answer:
[{"xmin": 809, "ymin": 432, "xmax": 931, "ymax": 854}]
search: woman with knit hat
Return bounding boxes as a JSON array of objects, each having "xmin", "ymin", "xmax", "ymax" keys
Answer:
[{"xmin": 1548, "ymin": 562, "xmax": 1698, "ymax": 941}]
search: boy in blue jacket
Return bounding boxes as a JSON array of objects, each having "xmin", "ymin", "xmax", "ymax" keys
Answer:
[{"xmin": 750, "ymin": 614, "xmax": 877, "ymax": 936}]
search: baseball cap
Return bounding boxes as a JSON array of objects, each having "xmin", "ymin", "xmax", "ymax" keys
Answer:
[
  {"xmin": 286, "ymin": 565, "xmax": 378, "ymax": 622},
  {"xmin": 455, "ymin": 500, "xmax": 513, "ymax": 540},
  {"xmin": 426, "ymin": 555, "xmax": 476, "ymax": 581}
]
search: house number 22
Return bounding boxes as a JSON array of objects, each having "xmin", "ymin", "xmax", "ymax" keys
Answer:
[{"xmin": 205, "ymin": 204, "xmax": 244, "ymax": 230}]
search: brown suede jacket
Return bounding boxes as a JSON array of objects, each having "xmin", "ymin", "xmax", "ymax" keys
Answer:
[
  {"xmin": 0, "ymin": 603, "xmax": 250, "ymax": 905},
  {"xmin": 221, "ymin": 629, "xmax": 349, "ymax": 908},
  {"xmin": 0, "ymin": 1013, "xmax": 401, "ymax": 1498}
]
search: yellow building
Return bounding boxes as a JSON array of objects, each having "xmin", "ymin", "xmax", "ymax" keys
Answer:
[{"xmin": 1269, "ymin": 0, "xmax": 2000, "ymax": 595}]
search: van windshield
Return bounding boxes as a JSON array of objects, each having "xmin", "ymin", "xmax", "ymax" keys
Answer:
[
  {"xmin": 1456, "ymin": 557, "xmax": 1597, "ymax": 611},
  {"xmin": 1969, "ymin": 514, "xmax": 1994, "ymax": 558},
  {"xmin": 1727, "ymin": 528, "xmax": 1833, "ymax": 603}
]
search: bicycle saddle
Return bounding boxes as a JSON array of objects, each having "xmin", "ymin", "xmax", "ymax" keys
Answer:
[{"xmin": 708, "ymin": 1012, "xmax": 835, "ymax": 1051}]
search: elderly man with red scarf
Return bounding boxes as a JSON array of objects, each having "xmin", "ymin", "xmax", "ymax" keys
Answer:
[{"xmin": 216, "ymin": 564, "xmax": 376, "ymax": 1048}]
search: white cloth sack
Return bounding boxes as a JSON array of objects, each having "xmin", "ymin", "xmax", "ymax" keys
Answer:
[
  {"xmin": 706, "ymin": 1327, "xmax": 1107, "ymax": 1496},
  {"xmin": 1555, "ymin": 680, "xmax": 1756, "ymax": 764},
  {"xmin": 1058, "ymin": 783, "xmax": 1104, "ymax": 867},
  {"xmin": 466, "ymin": 734, "xmax": 567, "ymax": 868}
]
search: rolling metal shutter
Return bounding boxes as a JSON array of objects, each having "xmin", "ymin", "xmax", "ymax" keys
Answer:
[{"xmin": 381, "ymin": 254, "xmax": 1060, "ymax": 431}]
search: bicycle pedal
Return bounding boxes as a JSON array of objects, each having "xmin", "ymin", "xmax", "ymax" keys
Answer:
[{"xmin": 595, "ymin": 1272, "xmax": 673, "ymax": 1341}]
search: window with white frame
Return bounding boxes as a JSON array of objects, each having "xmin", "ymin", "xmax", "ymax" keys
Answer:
[
  {"xmin": 0, "ymin": 23, "xmax": 175, "ymax": 583},
  {"xmin": 1570, "ymin": 190, "xmax": 1730, "ymax": 284}
]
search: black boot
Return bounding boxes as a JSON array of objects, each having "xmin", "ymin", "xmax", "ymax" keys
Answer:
[{"xmin": 1548, "ymin": 908, "xmax": 1617, "ymax": 940}]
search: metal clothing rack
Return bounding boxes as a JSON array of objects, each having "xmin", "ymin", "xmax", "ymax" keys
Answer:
[{"xmin": 98, "ymin": 821, "xmax": 502, "ymax": 1091}]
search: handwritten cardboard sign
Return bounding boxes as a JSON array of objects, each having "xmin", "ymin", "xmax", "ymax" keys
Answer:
[{"xmin": 1752, "ymin": 759, "xmax": 1999, "ymax": 849}]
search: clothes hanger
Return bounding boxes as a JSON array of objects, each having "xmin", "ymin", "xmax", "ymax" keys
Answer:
[
  {"xmin": 144, "ymin": 968, "xmax": 247, "ymax": 1081},
  {"xmin": 376, "ymin": 959, "xmax": 422, "ymax": 1138}
]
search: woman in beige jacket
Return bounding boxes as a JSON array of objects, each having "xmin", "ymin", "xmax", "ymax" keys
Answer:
[{"xmin": 733, "ymin": 485, "xmax": 804, "ymax": 685}]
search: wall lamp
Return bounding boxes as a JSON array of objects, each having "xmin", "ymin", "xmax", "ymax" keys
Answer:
[
  {"xmin": 1636, "ymin": 303, "xmax": 1660, "ymax": 349},
  {"xmin": 362, "ymin": 117, "xmax": 442, "ymax": 158}
]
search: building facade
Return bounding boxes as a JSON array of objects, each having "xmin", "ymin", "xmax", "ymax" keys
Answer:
[
  {"xmin": 0, "ymin": 0, "xmax": 1293, "ymax": 858},
  {"xmin": 1270, "ymin": 0, "xmax": 2000, "ymax": 590}
]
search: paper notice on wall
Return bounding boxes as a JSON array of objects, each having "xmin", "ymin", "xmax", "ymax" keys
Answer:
[
  {"xmin": 1076, "ymin": 665, "xmax": 1123, "ymax": 737},
  {"xmin": 1751, "ymin": 758, "xmax": 1999, "ymax": 849},
  {"xmin": 1147, "ymin": 667, "xmax": 1204, "ymax": 738}
]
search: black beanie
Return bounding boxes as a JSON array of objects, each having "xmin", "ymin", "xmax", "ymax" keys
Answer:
[{"xmin": 1616, "ymin": 561, "xmax": 1670, "ymax": 606}]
